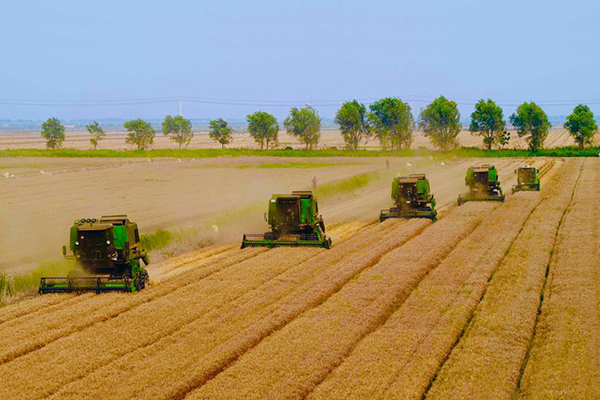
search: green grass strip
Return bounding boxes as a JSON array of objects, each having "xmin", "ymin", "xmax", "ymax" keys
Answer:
[{"xmin": 0, "ymin": 146, "xmax": 598, "ymax": 159}]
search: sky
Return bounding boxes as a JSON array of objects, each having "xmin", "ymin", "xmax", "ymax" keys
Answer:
[{"xmin": 0, "ymin": 0, "xmax": 599, "ymax": 121}]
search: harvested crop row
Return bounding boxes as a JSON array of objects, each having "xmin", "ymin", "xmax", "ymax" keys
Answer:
[
  {"xmin": 0, "ymin": 247, "xmax": 265, "ymax": 365},
  {"xmin": 50, "ymin": 219, "xmax": 425, "ymax": 399},
  {"xmin": 426, "ymin": 159, "xmax": 583, "ymax": 400},
  {"xmin": 309, "ymin": 190, "xmax": 548, "ymax": 399},
  {"xmin": 0, "ymin": 246, "xmax": 318, "ymax": 399},
  {"xmin": 0, "ymin": 293, "xmax": 76, "ymax": 324},
  {"xmin": 189, "ymin": 202, "xmax": 495, "ymax": 400},
  {"xmin": 150, "ymin": 244, "xmax": 234, "ymax": 281},
  {"xmin": 309, "ymin": 158, "xmax": 566, "ymax": 399},
  {"xmin": 517, "ymin": 159, "xmax": 600, "ymax": 399}
]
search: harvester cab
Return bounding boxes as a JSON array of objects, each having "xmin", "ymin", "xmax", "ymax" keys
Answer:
[
  {"xmin": 512, "ymin": 165, "xmax": 540, "ymax": 193},
  {"xmin": 380, "ymin": 174, "xmax": 437, "ymax": 221},
  {"xmin": 457, "ymin": 165, "xmax": 505, "ymax": 205},
  {"xmin": 242, "ymin": 191, "xmax": 332, "ymax": 249},
  {"xmin": 39, "ymin": 215, "xmax": 150, "ymax": 294}
]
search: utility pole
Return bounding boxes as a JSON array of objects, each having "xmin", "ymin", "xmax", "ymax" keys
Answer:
[{"xmin": 179, "ymin": 97, "xmax": 183, "ymax": 116}]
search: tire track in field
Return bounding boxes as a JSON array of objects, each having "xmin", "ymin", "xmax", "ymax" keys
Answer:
[
  {"xmin": 424, "ymin": 159, "xmax": 583, "ymax": 400},
  {"xmin": 513, "ymin": 159, "xmax": 591, "ymax": 396},
  {"xmin": 307, "ymin": 187, "xmax": 548, "ymax": 398},
  {"xmin": 0, "ymin": 247, "xmax": 266, "ymax": 366},
  {"xmin": 187, "ymin": 202, "xmax": 495, "ymax": 399},
  {"xmin": 48, "ymin": 221, "xmax": 418, "ymax": 398},
  {"xmin": 517, "ymin": 159, "xmax": 600, "ymax": 399},
  {"xmin": 307, "ymin": 159, "xmax": 567, "ymax": 399},
  {"xmin": 0, "ymin": 246, "xmax": 320, "ymax": 400},
  {"xmin": 0, "ymin": 294, "xmax": 76, "ymax": 325}
]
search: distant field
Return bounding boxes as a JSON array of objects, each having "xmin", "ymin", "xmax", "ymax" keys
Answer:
[{"xmin": 0, "ymin": 128, "xmax": 578, "ymax": 151}]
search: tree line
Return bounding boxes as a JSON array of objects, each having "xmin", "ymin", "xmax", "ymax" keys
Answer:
[{"xmin": 39, "ymin": 97, "xmax": 598, "ymax": 151}]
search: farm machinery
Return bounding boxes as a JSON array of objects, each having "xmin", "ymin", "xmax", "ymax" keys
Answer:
[
  {"xmin": 241, "ymin": 191, "xmax": 332, "ymax": 249},
  {"xmin": 512, "ymin": 165, "xmax": 540, "ymax": 193},
  {"xmin": 457, "ymin": 165, "xmax": 505, "ymax": 205},
  {"xmin": 39, "ymin": 215, "xmax": 151, "ymax": 294},
  {"xmin": 380, "ymin": 174, "xmax": 437, "ymax": 221}
]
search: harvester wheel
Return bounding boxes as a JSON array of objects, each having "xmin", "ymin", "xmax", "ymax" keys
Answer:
[{"xmin": 135, "ymin": 271, "xmax": 150, "ymax": 291}]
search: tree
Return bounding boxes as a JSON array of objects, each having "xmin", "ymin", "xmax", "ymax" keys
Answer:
[
  {"xmin": 469, "ymin": 99, "xmax": 507, "ymax": 150},
  {"xmin": 283, "ymin": 106, "xmax": 321, "ymax": 150},
  {"xmin": 162, "ymin": 115, "xmax": 193, "ymax": 149},
  {"xmin": 335, "ymin": 100, "xmax": 369, "ymax": 150},
  {"xmin": 246, "ymin": 111, "xmax": 279, "ymax": 150},
  {"xmin": 86, "ymin": 121, "xmax": 105, "ymax": 150},
  {"xmin": 509, "ymin": 102, "xmax": 551, "ymax": 151},
  {"xmin": 124, "ymin": 119, "xmax": 155, "ymax": 150},
  {"xmin": 564, "ymin": 104, "xmax": 598, "ymax": 150},
  {"xmin": 208, "ymin": 118, "xmax": 233, "ymax": 148},
  {"xmin": 418, "ymin": 96, "xmax": 461, "ymax": 151},
  {"xmin": 41, "ymin": 117, "xmax": 65, "ymax": 149},
  {"xmin": 368, "ymin": 97, "xmax": 414, "ymax": 150}
]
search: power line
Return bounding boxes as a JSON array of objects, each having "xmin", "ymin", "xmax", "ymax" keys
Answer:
[{"xmin": 0, "ymin": 95, "xmax": 599, "ymax": 108}]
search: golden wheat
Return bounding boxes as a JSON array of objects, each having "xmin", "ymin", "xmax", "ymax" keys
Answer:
[
  {"xmin": 189, "ymin": 202, "xmax": 495, "ymax": 399},
  {"xmin": 517, "ymin": 159, "xmax": 600, "ymax": 399},
  {"xmin": 50, "ymin": 219, "xmax": 422, "ymax": 399},
  {"xmin": 426, "ymin": 159, "xmax": 582, "ymax": 400}
]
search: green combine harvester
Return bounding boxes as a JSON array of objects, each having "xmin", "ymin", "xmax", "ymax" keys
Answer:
[
  {"xmin": 512, "ymin": 165, "xmax": 540, "ymax": 193},
  {"xmin": 457, "ymin": 165, "xmax": 505, "ymax": 205},
  {"xmin": 380, "ymin": 174, "xmax": 437, "ymax": 221},
  {"xmin": 39, "ymin": 215, "xmax": 150, "ymax": 294},
  {"xmin": 242, "ymin": 191, "xmax": 332, "ymax": 249}
]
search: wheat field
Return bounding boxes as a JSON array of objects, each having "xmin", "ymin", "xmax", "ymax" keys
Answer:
[{"xmin": 0, "ymin": 157, "xmax": 598, "ymax": 399}]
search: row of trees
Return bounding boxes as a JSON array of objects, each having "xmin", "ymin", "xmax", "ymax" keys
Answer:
[{"xmin": 39, "ymin": 98, "xmax": 598, "ymax": 151}]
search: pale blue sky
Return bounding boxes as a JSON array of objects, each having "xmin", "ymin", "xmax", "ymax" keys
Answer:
[{"xmin": 0, "ymin": 0, "xmax": 599, "ymax": 120}]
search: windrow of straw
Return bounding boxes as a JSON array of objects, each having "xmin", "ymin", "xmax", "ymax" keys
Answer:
[
  {"xmin": 0, "ymin": 293, "xmax": 76, "ymax": 325},
  {"xmin": 426, "ymin": 159, "xmax": 583, "ymax": 400},
  {"xmin": 517, "ymin": 159, "xmax": 600, "ymax": 399},
  {"xmin": 188, "ymin": 202, "xmax": 495, "ymax": 400},
  {"xmin": 309, "ymin": 189, "xmax": 547, "ymax": 399},
  {"xmin": 0, "ymin": 247, "xmax": 264, "ymax": 366},
  {"xmin": 50, "ymin": 219, "xmax": 428, "ymax": 399},
  {"xmin": 0, "ymin": 246, "xmax": 319, "ymax": 399},
  {"xmin": 308, "ymin": 158, "xmax": 568, "ymax": 399}
]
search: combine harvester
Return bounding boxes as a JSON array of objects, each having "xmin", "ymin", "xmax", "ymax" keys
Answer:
[
  {"xmin": 512, "ymin": 164, "xmax": 541, "ymax": 193},
  {"xmin": 457, "ymin": 165, "xmax": 505, "ymax": 206},
  {"xmin": 39, "ymin": 215, "xmax": 150, "ymax": 294},
  {"xmin": 380, "ymin": 174, "xmax": 437, "ymax": 221},
  {"xmin": 242, "ymin": 191, "xmax": 332, "ymax": 249}
]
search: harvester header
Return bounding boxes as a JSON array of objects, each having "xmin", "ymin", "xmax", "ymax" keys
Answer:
[{"xmin": 242, "ymin": 191, "xmax": 332, "ymax": 249}]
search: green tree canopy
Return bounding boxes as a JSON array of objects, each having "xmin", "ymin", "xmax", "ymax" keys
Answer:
[
  {"xmin": 209, "ymin": 118, "xmax": 234, "ymax": 148},
  {"xmin": 124, "ymin": 119, "xmax": 155, "ymax": 150},
  {"xmin": 418, "ymin": 96, "xmax": 461, "ymax": 151},
  {"xmin": 564, "ymin": 104, "xmax": 598, "ymax": 150},
  {"xmin": 509, "ymin": 102, "xmax": 551, "ymax": 151},
  {"xmin": 86, "ymin": 121, "xmax": 105, "ymax": 150},
  {"xmin": 162, "ymin": 115, "xmax": 193, "ymax": 149},
  {"xmin": 246, "ymin": 111, "xmax": 279, "ymax": 150},
  {"xmin": 469, "ymin": 99, "xmax": 507, "ymax": 150},
  {"xmin": 41, "ymin": 117, "xmax": 65, "ymax": 149},
  {"xmin": 368, "ymin": 97, "xmax": 414, "ymax": 150},
  {"xmin": 283, "ymin": 106, "xmax": 321, "ymax": 150},
  {"xmin": 334, "ymin": 100, "xmax": 369, "ymax": 150}
]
